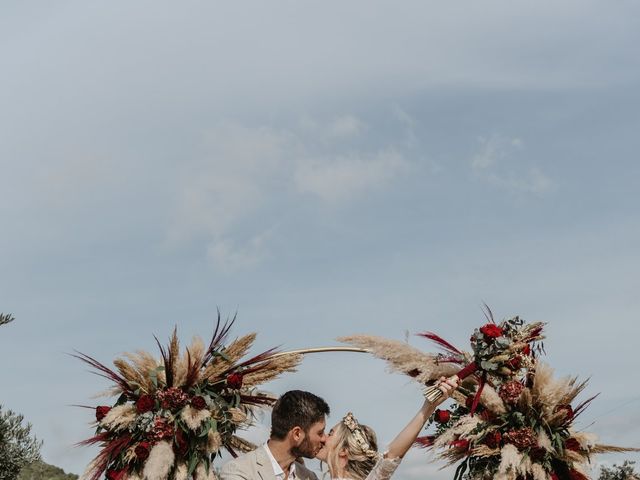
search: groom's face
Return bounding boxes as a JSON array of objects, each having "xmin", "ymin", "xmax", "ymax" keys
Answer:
[{"xmin": 291, "ymin": 417, "xmax": 327, "ymax": 458}]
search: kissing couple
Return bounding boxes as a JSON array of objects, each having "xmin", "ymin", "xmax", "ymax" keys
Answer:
[{"xmin": 220, "ymin": 376, "xmax": 459, "ymax": 480}]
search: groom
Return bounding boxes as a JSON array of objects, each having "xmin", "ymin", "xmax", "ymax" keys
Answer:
[{"xmin": 220, "ymin": 390, "xmax": 330, "ymax": 480}]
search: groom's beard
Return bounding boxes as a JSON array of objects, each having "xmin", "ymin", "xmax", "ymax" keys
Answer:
[{"xmin": 291, "ymin": 436, "xmax": 317, "ymax": 459}]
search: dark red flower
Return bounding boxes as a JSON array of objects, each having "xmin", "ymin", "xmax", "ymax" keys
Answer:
[
  {"xmin": 135, "ymin": 441, "xmax": 151, "ymax": 461},
  {"xmin": 435, "ymin": 409, "xmax": 451, "ymax": 424},
  {"xmin": 521, "ymin": 344, "xmax": 531, "ymax": 355},
  {"xmin": 529, "ymin": 446, "xmax": 547, "ymax": 461},
  {"xmin": 569, "ymin": 469, "xmax": 588, "ymax": 480},
  {"xmin": 151, "ymin": 417, "xmax": 174, "ymax": 441},
  {"xmin": 191, "ymin": 396, "xmax": 207, "ymax": 410},
  {"xmin": 451, "ymin": 439, "xmax": 470, "ymax": 450},
  {"xmin": 550, "ymin": 473, "xmax": 560, "ymax": 480},
  {"xmin": 565, "ymin": 438, "xmax": 581, "ymax": 452},
  {"xmin": 499, "ymin": 380, "xmax": 525, "ymax": 404},
  {"xmin": 95, "ymin": 406, "xmax": 111, "ymax": 422},
  {"xmin": 174, "ymin": 429, "xmax": 189, "ymax": 456},
  {"xmin": 157, "ymin": 387, "xmax": 188, "ymax": 411},
  {"xmin": 556, "ymin": 404, "xmax": 574, "ymax": 421},
  {"xmin": 480, "ymin": 323, "xmax": 504, "ymax": 339},
  {"xmin": 484, "ymin": 431, "xmax": 502, "ymax": 449},
  {"xmin": 226, "ymin": 372, "xmax": 244, "ymax": 389},
  {"xmin": 136, "ymin": 394, "xmax": 155, "ymax": 414},
  {"xmin": 504, "ymin": 427, "xmax": 537, "ymax": 450},
  {"xmin": 507, "ymin": 356, "xmax": 522, "ymax": 370},
  {"xmin": 479, "ymin": 409, "xmax": 495, "ymax": 422},
  {"xmin": 105, "ymin": 469, "xmax": 128, "ymax": 480}
]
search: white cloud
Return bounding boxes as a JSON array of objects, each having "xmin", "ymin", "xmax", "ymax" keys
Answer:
[
  {"xmin": 206, "ymin": 230, "xmax": 273, "ymax": 272},
  {"xmin": 472, "ymin": 134, "xmax": 523, "ymax": 170},
  {"xmin": 294, "ymin": 149, "xmax": 408, "ymax": 203},
  {"xmin": 471, "ymin": 134, "xmax": 553, "ymax": 194},
  {"xmin": 327, "ymin": 115, "xmax": 365, "ymax": 138},
  {"xmin": 168, "ymin": 116, "xmax": 412, "ymax": 269}
]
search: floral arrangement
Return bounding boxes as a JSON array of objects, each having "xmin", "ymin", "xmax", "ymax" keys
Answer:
[
  {"xmin": 339, "ymin": 308, "xmax": 638, "ymax": 480},
  {"xmin": 75, "ymin": 317, "xmax": 302, "ymax": 480},
  {"xmin": 415, "ymin": 362, "xmax": 639, "ymax": 480}
]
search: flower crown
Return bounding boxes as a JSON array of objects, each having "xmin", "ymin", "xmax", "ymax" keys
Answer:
[{"xmin": 342, "ymin": 412, "xmax": 378, "ymax": 459}]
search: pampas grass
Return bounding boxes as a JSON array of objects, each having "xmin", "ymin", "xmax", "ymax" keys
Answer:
[
  {"xmin": 99, "ymin": 404, "xmax": 137, "ymax": 431},
  {"xmin": 478, "ymin": 384, "xmax": 507, "ymax": 415},
  {"xmin": 173, "ymin": 463, "xmax": 188, "ymax": 480},
  {"xmin": 496, "ymin": 444, "xmax": 522, "ymax": 479},
  {"xmin": 242, "ymin": 353, "xmax": 303, "ymax": 387},
  {"xmin": 207, "ymin": 431, "xmax": 222, "ymax": 454},
  {"xmin": 181, "ymin": 405, "xmax": 211, "ymax": 431},
  {"xmin": 195, "ymin": 462, "xmax": 219, "ymax": 480},
  {"xmin": 142, "ymin": 441, "xmax": 174, "ymax": 480},
  {"xmin": 338, "ymin": 334, "xmax": 461, "ymax": 384},
  {"xmin": 202, "ymin": 333, "xmax": 256, "ymax": 381}
]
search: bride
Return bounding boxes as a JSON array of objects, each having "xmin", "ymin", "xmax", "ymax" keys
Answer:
[{"xmin": 315, "ymin": 376, "xmax": 459, "ymax": 480}]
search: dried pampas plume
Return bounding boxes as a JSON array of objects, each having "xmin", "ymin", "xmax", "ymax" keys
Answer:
[
  {"xmin": 142, "ymin": 441, "xmax": 175, "ymax": 480},
  {"xmin": 338, "ymin": 334, "xmax": 460, "ymax": 383}
]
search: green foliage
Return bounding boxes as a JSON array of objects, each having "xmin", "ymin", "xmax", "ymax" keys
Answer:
[
  {"xmin": 599, "ymin": 461, "xmax": 640, "ymax": 480},
  {"xmin": 17, "ymin": 460, "xmax": 78, "ymax": 480},
  {"xmin": 0, "ymin": 406, "xmax": 42, "ymax": 480},
  {"xmin": 0, "ymin": 313, "xmax": 15, "ymax": 327}
]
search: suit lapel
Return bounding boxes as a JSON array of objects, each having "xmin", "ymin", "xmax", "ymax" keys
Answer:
[{"xmin": 255, "ymin": 446, "xmax": 277, "ymax": 480}]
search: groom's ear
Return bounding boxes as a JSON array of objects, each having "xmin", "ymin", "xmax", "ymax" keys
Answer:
[{"xmin": 290, "ymin": 426, "xmax": 305, "ymax": 444}]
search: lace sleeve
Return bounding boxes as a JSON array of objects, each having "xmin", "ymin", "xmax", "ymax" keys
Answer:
[{"xmin": 364, "ymin": 454, "xmax": 402, "ymax": 480}]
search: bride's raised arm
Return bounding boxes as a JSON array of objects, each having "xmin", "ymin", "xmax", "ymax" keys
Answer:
[{"xmin": 385, "ymin": 376, "xmax": 459, "ymax": 460}]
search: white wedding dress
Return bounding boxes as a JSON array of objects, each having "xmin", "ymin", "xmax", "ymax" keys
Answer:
[{"xmin": 334, "ymin": 455, "xmax": 402, "ymax": 480}]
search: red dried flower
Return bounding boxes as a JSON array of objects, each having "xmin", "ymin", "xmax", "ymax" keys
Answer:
[
  {"xmin": 136, "ymin": 394, "xmax": 155, "ymax": 414},
  {"xmin": 499, "ymin": 380, "xmax": 525, "ymax": 404},
  {"xmin": 507, "ymin": 356, "xmax": 522, "ymax": 370},
  {"xmin": 96, "ymin": 406, "xmax": 111, "ymax": 422},
  {"xmin": 550, "ymin": 473, "xmax": 559, "ymax": 480},
  {"xmin": 521, "ymin": 344, "xmax": 531, "ymax": 355},
  {"xmin": 157, "ymin": 387, "xmax": 188, "ymax": 411},
  {"xmin": 479, "ymin": 409, "xmax": 495, "ymax": 422},
  {"xmin": 135, "ymin": 441, "xmax": 151, "ymax": 461},
  {"xmin": 105, "ymin": 469, "xmax": 127, "ymax": 480},
  {"xmin": 191, "ymin": 396, "xmax": 207, "ymax": 410},
  {"xmin": 484, "ymin": 431, "xmax": 502, "ymax": 449},
  {"xmin": 435, "ymin": 409, "xmax": 451, "ymax": 424},
  {"xmin": 480, "ymin": 323, "xmax": 504, "ymax": 339},
  {"xmin": 556, "ymin": 404, "xmax": 574, "ymax": 421},
  {"xmin": 451, "ymin": 438, "xmax": 470, "ymax": 450},
  {"xmin": 174, "ymin": 429, "xmax": 189, "ymax": 456},
  {"xmin": 503, "ymin": 427, "xmax": 537, "ymax": 450},
  {"xmin": 151, "ymin": 417, "xmax": 174, "ymax": 441},
  {"xmin": 226, "ymin": 372, "xmax": 244, "ymax": 389},
  {"xmin": 565, "ymin": 438, "xmax": 581, "ymax": 452}
]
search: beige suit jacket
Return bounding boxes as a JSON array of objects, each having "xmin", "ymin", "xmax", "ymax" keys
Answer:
[{"xmin": 220, "ymin": 446, "xmax": 318, "ymax": 480}]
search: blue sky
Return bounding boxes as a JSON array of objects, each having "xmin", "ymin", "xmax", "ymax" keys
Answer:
[{"xmin": 1, "ymin": 1, "xmax": 639, "ymax": 478}]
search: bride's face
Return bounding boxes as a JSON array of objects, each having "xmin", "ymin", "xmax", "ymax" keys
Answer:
[{"xmin": 315, "ymin": 422, "xmax": 340, "ymax": 462}]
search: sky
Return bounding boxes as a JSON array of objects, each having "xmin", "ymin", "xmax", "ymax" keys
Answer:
[{"xmin": 1, "ymin": 1, "xmax": 639, "ymax": 478}]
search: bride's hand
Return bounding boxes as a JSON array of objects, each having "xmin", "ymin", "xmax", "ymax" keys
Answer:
[{"xmin": 427, "ymin": 376, "xmax": 459, "ymax": 407}]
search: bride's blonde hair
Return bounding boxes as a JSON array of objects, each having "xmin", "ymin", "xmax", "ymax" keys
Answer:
[{"xmin": 326, "ymin": 413, "xmax": 379, "ymax": 480}]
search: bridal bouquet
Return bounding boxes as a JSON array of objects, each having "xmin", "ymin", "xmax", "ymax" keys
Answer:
[
  {"xmin": 340, "ymin": 308, "xmax": 545, "ymax": 412},
  {"xmin": 416, "ymin": 362, "xmax": 639, "ymax": 480},
  {"xmin": 75, "ymin": 317, "xmax": 302, "ymax": 480}
]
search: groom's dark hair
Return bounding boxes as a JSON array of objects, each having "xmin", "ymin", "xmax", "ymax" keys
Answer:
[{"xmin": 270, "ymin": 390, "xmax": 330, "ymax": 439}]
